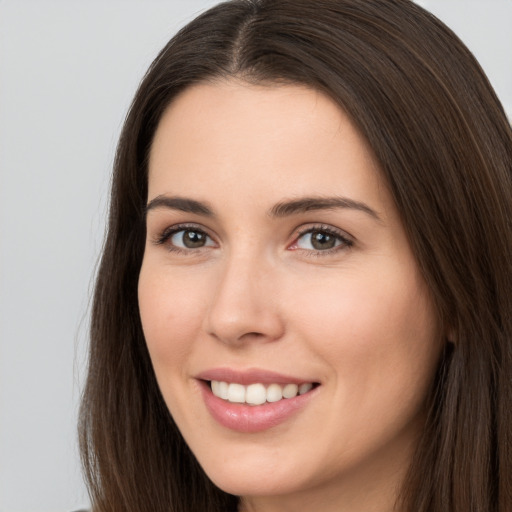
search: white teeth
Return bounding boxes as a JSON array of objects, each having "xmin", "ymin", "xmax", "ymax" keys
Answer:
[
  {"xmin": 210, "ymin": 380, "xmax": 315, "ymax": 404},
  {"xmin": 299, "ymin": 382, "xmax": 313, "ymax": 395},
  {"xmin": 246, "ymin": 383, "xmax": 266, "ymax": 405},
  {"xmin": 282, "ymin": 383, "xmax": 299, "ymax": 398},
  {"xmin": 211, "ymin": 380, "xmax": 221, "ymax": 396},
  {"xmin": 227, "ymin": 383, "xmax": 246, "ymax": 403},
  {"xmin": 218, "ymin": 381, "xmax": 229, "ymax": 400},
  {"xmin": 266, "ymin": 383, "xmax": 283, "ymax": 403}
]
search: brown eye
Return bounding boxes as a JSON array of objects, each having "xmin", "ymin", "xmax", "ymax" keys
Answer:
[
  {"xmin": 170, "ymin": 229, "xmax": 214, "ymax": 249},
  {"xmin": 309, "ymin": 230, "xmax": 337, "ymax": 250},
  {"xmin": 294, "ymin": 227, "xmax": 352, "ymax": 252}
]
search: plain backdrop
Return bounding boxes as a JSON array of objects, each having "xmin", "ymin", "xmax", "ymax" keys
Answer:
[{"xmin": 0, "ymin": 1, "xmax": 510, "ymax": 511}]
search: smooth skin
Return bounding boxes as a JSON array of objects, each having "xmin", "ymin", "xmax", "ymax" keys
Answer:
[{"xmin": 138, "ymin": 81, "xmax": 444, "ymax": 512}]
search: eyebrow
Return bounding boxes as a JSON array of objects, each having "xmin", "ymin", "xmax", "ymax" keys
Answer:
[
  {"xmin": 145, "ymin": 195, "xmax": 214, "ymax": 216},
  {"xmin": 145, "ymin": 194, "xmax": 381, "ymax": 221},
  {"xmin": 269, "ymin": 196, "xmax": 381, "ymax": 221}
]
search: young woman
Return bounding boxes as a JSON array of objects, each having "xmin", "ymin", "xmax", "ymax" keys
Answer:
[{"xmin": 79, "ymin": 1, "xmax": 512, "ymax": 511}]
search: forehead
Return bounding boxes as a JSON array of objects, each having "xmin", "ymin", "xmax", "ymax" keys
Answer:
[{"xmin": 148, "ymin": 80, "xmax": 390, "ymax": 216}]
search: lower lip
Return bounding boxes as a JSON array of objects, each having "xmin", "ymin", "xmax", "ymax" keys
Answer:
[{"xmin": 199, "ymin": 381, "xmax": 318, "ymax": 433}]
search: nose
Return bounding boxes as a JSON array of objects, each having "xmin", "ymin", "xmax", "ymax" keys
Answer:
[{"xmin": 204, "ymin": 253, "xmax": 285, "ymax": 346}]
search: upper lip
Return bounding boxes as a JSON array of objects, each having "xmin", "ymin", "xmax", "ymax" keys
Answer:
[{"xmin": 196, "ymin": 367, "xmax": 319, "ymax": 386}]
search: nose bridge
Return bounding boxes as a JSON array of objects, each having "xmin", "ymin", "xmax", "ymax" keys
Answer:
[{"xmin": 205, "ymin": 246, "xmax": 283, "ymax": 345}]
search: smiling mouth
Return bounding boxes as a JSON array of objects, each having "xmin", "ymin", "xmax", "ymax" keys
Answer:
[{"xmin": 208, "ymin": 380, "xmax": 319, "ymax": 406}]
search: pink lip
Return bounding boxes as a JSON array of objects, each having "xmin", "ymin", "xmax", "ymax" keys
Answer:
[
  {"xmin": 196, "ymin": 367, "xmax": 316, "ymax": 386},
  {"xmin": 195, "ymin": 368, "xmax": 320, "ymax": 433}
]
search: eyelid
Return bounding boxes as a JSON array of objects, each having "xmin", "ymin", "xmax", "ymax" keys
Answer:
[
  {"xmin": 150, "ymin": 221, "xmax": 353, "ymax": 255},
  {"xmin": 152, "ymin": 222, "xmax": 217, "ymax": 249},
  {"xmin": 288, "ymin": 223, "xmax": 354, "ymax": 253}
]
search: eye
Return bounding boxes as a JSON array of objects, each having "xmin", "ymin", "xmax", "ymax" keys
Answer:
[
  {"xmin": 154, "ymin": 225, "xmax": 216, "ymax": 252},
  {"xmin": 170, "ymin": 229, "xmax": 214, "ymax": 249},
  {"xmin": 290, "ymin": 226, "xmax": 353, "ymax": 253}
]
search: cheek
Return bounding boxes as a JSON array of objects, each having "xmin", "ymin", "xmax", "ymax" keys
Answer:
[
  {"xmin": 289, "ymin": 263, "xmax": 440, "ymax": 411},
  {"xmin": 137, "ymin": 261, "xmax": 207, "ymax": 371},
  {"xmin": 293, "ymin": 265, "xmax": 434, "ymax": 343}
]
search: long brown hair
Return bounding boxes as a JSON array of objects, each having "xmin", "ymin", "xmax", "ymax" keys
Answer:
[{"xmin": 79, "ymin": 1, "xmax": 512, "ymax": 511}]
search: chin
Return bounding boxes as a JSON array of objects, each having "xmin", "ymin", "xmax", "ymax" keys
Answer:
[
  {"xmin": 209, "ymin": 473, "xmax": 300, "ymax": 498},
  {"xmin": 199, "ymin": 455, "xmax": 309, "ymax": 497}
]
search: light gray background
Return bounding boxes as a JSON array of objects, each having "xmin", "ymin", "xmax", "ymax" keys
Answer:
[{"xmin": 0, "ymin": 1, "xmax": 510, "ymax": 511}]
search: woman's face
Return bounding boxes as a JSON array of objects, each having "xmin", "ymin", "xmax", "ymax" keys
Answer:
[{"xmin": 139, "ymin": 81, "xmax": 443, "ymax": 510}]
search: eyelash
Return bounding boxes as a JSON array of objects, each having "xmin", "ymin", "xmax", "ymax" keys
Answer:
[
  {"xmin": 152, "ymin": 223, "xmax": 214, "ymax": 255},
  {"xmin": 292, "ymin": 224, "xmax": 354, "ymax": 255},
  {"xmin": 152, "ymin": 223, "xmax": 354, "ymax": 256}
]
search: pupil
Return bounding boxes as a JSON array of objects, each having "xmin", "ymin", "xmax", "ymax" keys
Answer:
[
  {"xmin": 311, "ymin": 231, "xmax": 335, "ymax": 250},
  {"xmin": 184, "ymin": 230, "xmax": 205, "ymax": 248}
]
